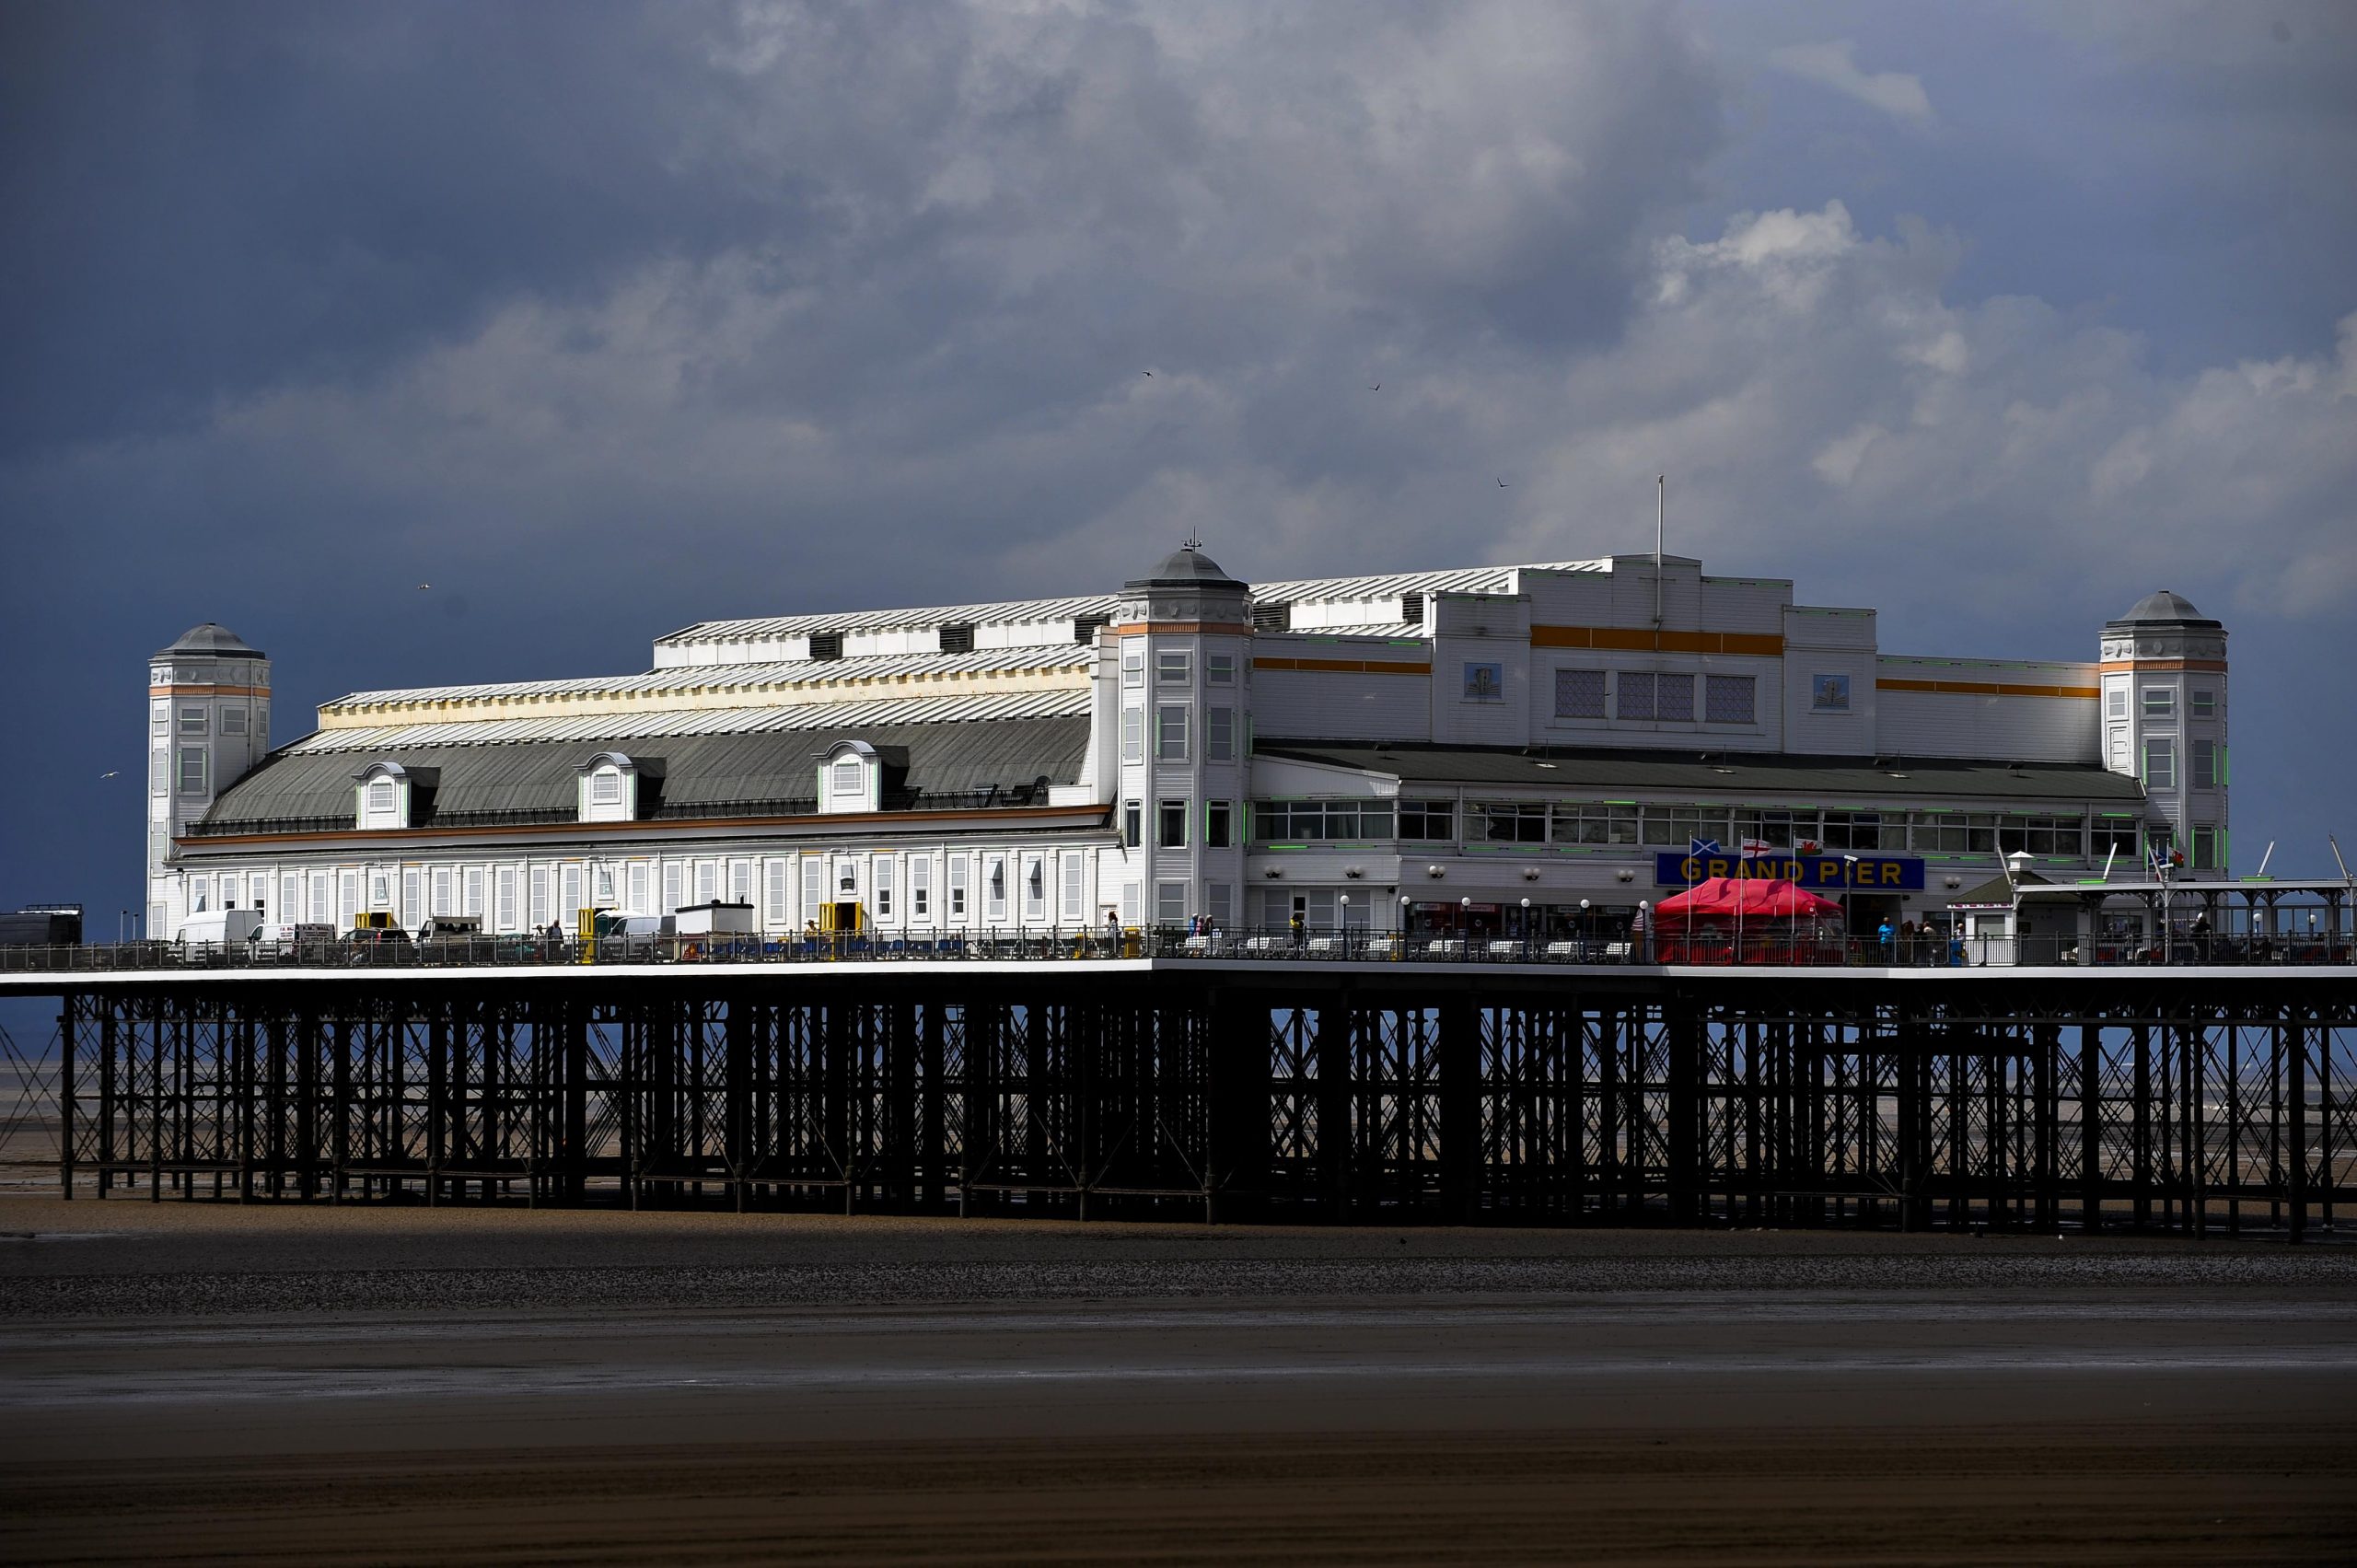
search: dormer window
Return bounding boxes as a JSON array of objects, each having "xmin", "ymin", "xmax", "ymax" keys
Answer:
[
  {"xmin": 575, "ymin": 752, "xmax": 646, "ymax": 823},
  {"xmin": 353, "ymin": 761, "xmax": 424, "ymax": 830},
  {"xmin": 819, "ymin": 740, "xmax": 878, "ymax": 814}
]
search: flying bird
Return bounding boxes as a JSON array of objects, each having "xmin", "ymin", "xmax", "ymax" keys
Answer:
[
  {"xmin": 99, "ymin": 771, "xmax": 119, "ymax": 779},
  {"xmin": 1369, "ymin": 383, "xmax": 1380, "ymax": 390},
  {"xmin": 1496, "ymin": 477, "xmax": 1509, "ymax": 488},
  {"xmin": 418, "ymin": 583, "xmax": 432, "ymax": 590},
  {"xmin": 1140, "ymin": 369, "xmax": 1153, "ymax": 377}
]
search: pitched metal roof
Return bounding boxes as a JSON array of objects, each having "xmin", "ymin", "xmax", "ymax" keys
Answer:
[
  {"xmin": 1248, "ymin": 559, "xmax": 1608, "ymax": 606},
  {"xmin": 155, "ymin": 622, "xmax": 265, "ymax": 660},
  {"xmin": 326, "ymin": 646, "xmax": 1093, "ymax": 710},
  {"xmin": 289, "ymin": 689, "xmax": 1092, "ymax": 754},
  {"xmin": 1252, "ymin": 742, "xmax": 2150, "ymax": 803},
  {"xmin": 657, "ymin": 594, "xmax": 1123, "ymax": 645},
  {"xmin": 201, "ymin": 715, "xmax": 1092, "ymax": 833}
]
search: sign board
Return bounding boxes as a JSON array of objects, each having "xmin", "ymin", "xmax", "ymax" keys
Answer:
[{"xmin": 1655, "ymin": 853, "xmax": 1925, "ymax": 890}]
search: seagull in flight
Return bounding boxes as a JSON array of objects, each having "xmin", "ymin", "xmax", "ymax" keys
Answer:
[
  {"xmin": 417, "ymin": 582, "xmax": 432, "ymax": 590},
  {"xmin": 1140, "ymin": 369, "xmax": 1153, "ymax": 377},
  {"xmin": 99, "ymin": 770, "xmax": 119, "ymax": 779},
  {"xmin": 1495, "ymin": 477, "xmax": 1509, "ymax": 488},
  {"xmin": 1369, "ymin": 382, "xmax": 1380, "ymax": 390}
]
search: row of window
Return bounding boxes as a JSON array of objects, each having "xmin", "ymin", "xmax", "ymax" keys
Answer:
[
  {"xmin": 1248, "ymin": 799, "xmax": 2144, "ymax": 859},
  {"xmin": 1550, "ymin": 670, "xmax": 1759, "ymax": 725},
  {"xmin": 180, "ymin": 846, "xmax": 1110, "ymax": 933},
  {"xmin": 1120, "ymin": 703, "xmax": 1239, "ymax": 764},
  {"xmin": 1121, "ymin": 646, "xmax": 1240, "ymax": 688},
  {"xmin": 1120, "ymin": 799, "xmax": 1237, "ymax": 850},
  {"xmin": 2143, "ymin": 738, "xmax": 2223, "ymax": 790},
  {"xmin": 2109, "ymin": 687, "xmax": 2220, "ymax": 720},
  {"xmin": 153, "ymin": 701, "xmax": 261, "ymax": 739}
]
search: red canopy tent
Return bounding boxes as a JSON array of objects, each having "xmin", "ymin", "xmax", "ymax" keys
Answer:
[{"xmin": 1653, "ymin": 877, "xmax": 1841, "ymax": 964}]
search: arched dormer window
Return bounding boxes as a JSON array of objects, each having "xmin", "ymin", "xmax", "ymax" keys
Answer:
[
  {"xmin": 577, "ymin": 752, "xmax": 645, "ymax": 823},
  {"xmin": 819, "ymin": 740, "xmax": 878, "ymax": 814},
  {"xmin": 353, "ymin": 761, "xmax": 424, "ymax": 830}
]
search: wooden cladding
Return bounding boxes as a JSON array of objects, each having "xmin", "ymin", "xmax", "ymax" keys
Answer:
[
  {"xmin": 1876, "ymin": 678, "xmax": 2099, "ymax": 700},
  {"xmin": 1528, "ymin": 625, "xmax": 1784, "ymax": 656}
]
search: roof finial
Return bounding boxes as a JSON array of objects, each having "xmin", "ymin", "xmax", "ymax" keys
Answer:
[{"xmin": 1180, "ymin": 532, "xmax": 1204, "ymax": 552}]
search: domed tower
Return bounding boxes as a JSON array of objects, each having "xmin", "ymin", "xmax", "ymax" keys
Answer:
[
  {"xmin": 1109, "ymin": 540, "xmax": 1253, "ymax": 931},
  {"xmin": 148, "ymin": 624, "xmax": 271, "ymax": 934},
  {"xmin": 2100, "ymin": 591, "xmax": 2226, "ymax": 878}
]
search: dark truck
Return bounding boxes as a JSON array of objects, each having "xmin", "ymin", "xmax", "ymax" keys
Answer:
[{"xmin": 0, "ymin": 904, "xmax": 83, "ymax": 946}]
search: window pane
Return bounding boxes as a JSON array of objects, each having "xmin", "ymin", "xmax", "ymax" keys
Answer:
[
  {"xmin": 1704, "ymin": 674, "xmax": 1755, "ymax": 724},
  {"xmin": 1208, "ymin": 706, "xmax": 1234, "ymax": 761},
  {"xmin": 1553, "ymin": 668, "xmax": 1605, "ymax": 719},
  {"xmin": 1617, "ymin": 673, "xmax": 1655, "ymax": 720},
  {"xmin": 1206, "ymin": 801, "xmax": 1233, "ymax": 849},
  {"xmin": 1655, "ymin": 673, "xmax": 1694, "ymax": 721},
  {"xmin": 1158, "ymin": 800, "xmax": 1188, "ymax": 847},
  {"xmin": 1156, "ymin": 649, "xmax": 1191, "ymax": 684},
  {"xmin": 2142, "ymin": 688, "xmax": 2174, "ymax": 716},
  {"xmin": 1156, "ymin": 704, "xmax": 1189, "ymax": 761},
  {"xmin": 1207, "ymin": 655, "xmax": 1234, "ymax": 685},
  {"xmin": 1120, "ymin": 705, "xmax": 1143, "ymax": 762}
]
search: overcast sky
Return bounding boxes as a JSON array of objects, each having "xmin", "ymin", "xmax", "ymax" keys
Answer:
[{"xmin": 4, "ymin": 0, "xmax": 2353, "ymax": 921}]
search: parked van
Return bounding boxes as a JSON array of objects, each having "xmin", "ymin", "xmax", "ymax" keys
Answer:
[
  {"xmin": 416, "ymin": 915, "xmax": 483, "ymax": 943},
  {"xmin": 252, "ymin": 922, "xmax": 335, "ymax": 960},
  {"xmin": 176, "ymin": 908, "xmax": 265, "ymax": 948}
]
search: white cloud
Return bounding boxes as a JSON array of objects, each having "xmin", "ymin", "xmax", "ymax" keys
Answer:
[{"xmin": 1766, "ymin": 39, "xmax": 1934, "ymax": 126}]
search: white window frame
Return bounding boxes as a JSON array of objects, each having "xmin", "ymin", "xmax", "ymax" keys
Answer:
[
  {"xmin": 178, "ymin": 748, "xmax": 207, "ymax": 795},
  {"xmin": 985, "ymin": 854, "xmax": 1008, "ymax": 923},
  {"xmin": 1156, "ymin": 648, "xmax": 1191, "ymax": 685},
  {"xmin": 496, "ymin": 865, "xmax": 518, "ymax": 932},
  {"xmin": 2143, "ymin": 738, "xmax": 2177, "ymax": 790},
  {"xmin": 765, "ymin": 860, "xmax": 789, "ymax": 925},
  {"xmin": 1207, "ymin": 706, "xmax": 1235, "ymax": 762},
  {"xmin": 910, "ymin": 855, "xmax": 933, "ymax": 921},
  {"xmin": 1121, "ymin": 642, "xmax": 1144, "ymax": 689},
  {"xmin": 948, "ymin": 854, "xmax": 970, "ymax": 919},
  {"xmin": 874, "ymin": 854, "xmax": 897, "ymax": 922},
  {"xmin": 2142, "ymin": 687, "xmax": 2174, "ymax": 718},
  {"xmin": 1022, "ymin": 854, "xmax": 1047, "ymax": 923},
  {"xmin": 1060, "ymin": 853, "xmax": 1086, "ymax": 923},
  {"xmin": 1156, "ymin": 703, "xmax": 1189, "ymax": 762}
]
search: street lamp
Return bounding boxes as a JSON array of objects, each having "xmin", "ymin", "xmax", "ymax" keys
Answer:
[
  {"xmin": 1460, "ymin": 894, "xmax": 1472, "ymax": 958},
  {"xmin": 1841, "ymin": 854, "xmax": 1859, "ymax": 964},
  {"xmin": 1579, "ymin": 897, "xmax": 1591, "ymax": 962},
  {"xmin": 1518, "ymin": 895, "xmax": 1531, "ymax": 960},
  {"xmin": 1339, "ymin": 892, "xmax": 1351, "ymax": 958},
  {"xmin": 1635, "ymin": 899, "xmax": 1650, "ymax": 963}
]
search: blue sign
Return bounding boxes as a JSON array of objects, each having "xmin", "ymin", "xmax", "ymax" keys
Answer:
[{"xmin": 1655, "ymin": 853, "xmax": 1925, "ymax": 890}]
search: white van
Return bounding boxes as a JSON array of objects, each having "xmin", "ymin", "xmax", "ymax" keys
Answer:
[
  {"xmin": 176, "ymin": 909, "xmax": 265, "ymax": 948},
  {"xmin": 253, "ymin": 922, "xmax": 336, "ymax": 960}
]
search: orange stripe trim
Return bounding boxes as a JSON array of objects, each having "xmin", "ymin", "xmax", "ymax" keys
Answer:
[
  {"xmin": 1530, "ymin": 626, "xmax": 1783, "ymax": 656},
  {"xmin": 1877, "ymin": 678, "xmax": 2100, "ymax": 699},
  {"xmin": 2097, "ymin": 658, "xmax": 2228, "ymax": 674},
  {"xmin": 1252, "ymin": 656, "xmax": 1433, "ymax": 676},
  {"xmin": 175, "ymin": 803, "xmax": 1106, "ymax": 850}
]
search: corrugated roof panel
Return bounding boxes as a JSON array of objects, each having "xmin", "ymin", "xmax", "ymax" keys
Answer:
[
  {"xmin": 1249, "ymin": 560, "xmax": 1608, "ymax": 606},
  {"xmin": 288, "ymin": 689, "xmax": 1094, "ymax": 754},
  {"xmin": 658, "ymin": 593, "xmax": 1123, "ymax": 645},
  {"xmin": 327, "ymin": 646, "xmax": 1094, "ymax": 710}
]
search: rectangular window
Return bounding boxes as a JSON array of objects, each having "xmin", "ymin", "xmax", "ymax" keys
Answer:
[
  {"xmin": 1655, "ymin": 673, "xmax": 1695, "ymax": 721},
  {"xmin": 1120, "ymin": 705, "xmax": 1144, "ymax": 763},
  {"xmin": 1122, "ymin": 800, "xmax": 1143, "ymax": 848},
  {"xmin": 308, "ymin": 872, "xmax": 329, "ymax": 924},
  {"xmin": 1121, "ymin": 642, "xmax": 1144, "ymax": 688},
  {"xmin": 151, "ymin": 749, "xmax": 168, "ymax": 795},
  {"xmin": 1251, "ymin": 800, "xmax": 1396, "ymax": 842},
  {"xmin": 401, "ymin": 867, "xmax": 422, "ymax": 922},
  {"xmin": 1399, "ymin": 801, "xmax": 1455, "ymax": 841},
  {"xmin": 1155, "ymin": 881, "xmax": 1187, "ymax": 924},
  {"xmin": 2191, "ymin": 827, "xmax": 2219, "ymax": 871},
  {"xmin": 339, "ymin": 871, "xmax": 359, "ymax": 927},
  {"xmin": 2190, "ymin": 690, "xmax": 2216, "ymax": 718},
  {"xmin": 1810, "ymin": 673, "xmax": 1852, "ymax": 713},
  {"xmin": 590, "ymin": 771, "xmax": 621, "ymax": 805},
  {"xmin": 151, "ymin": 700, "xmax": 169, "ymax": 736},
  {"xmin": 464, "ymin": 867, "xmax": 485, "ymax": 917},
  {"xmin": 985, "ymin": 855, "xmax": 1008, "ymax": 922},
  {"xmin": 2144, "ymin": 738, "xmax": 2177, "ymax": 789},
  {"xmin": 667, "ymin": 861, "xmax": 687, "ymax": 916},
  {"xmin": 1156, "ymin": 649, "xmax": 1191, "ymax": 684},
  {"xmin": 1120, "ymin": 882, "xmax": 1142, "ymax": 923},
  {"xmin": 180, "ymin": 705, "xmax": 206, "ymax": 736},
  {"xmin": 830, "ymin": 759, "xmax": 863, "ymax": 800},
  {"xmin": 695, "ymin": 861, "xmax": 718, "ymax": 904},
  {"xmin": 177, "ymin": 748, "xmax": 206, "ymax": 794},
  {"xmin": 2192, "ymin": 738, "xmax": 2217, "ymax": 787},
  {"xmin": 1207, "ymin": 706, "xmax": 1235, "ymax": 761},
  {"xmin": 1461, "ymin": 662, "xmax": 1504, "ymax": 703},
  {"xmin": 1704, "ymin": 674, "xmax": 1756, "ymax": 725},
  {"xmin": 728, "ymin": 860, "xmax": 751, "ymax": 906},
  {"xmin": 432, "ymin": 868, "xmax": 454, "ymax": 915},
  {"xmin": 367, "ymin": 779, "xmax": 395, "ymax": 815},
  {"xmin": 1549, "ymin": 802, "xmax": 1640, "ymax": 844},
  {"xmin": 911, "ymin": 855, "xmax": 932, "ymax": 919},
  {"xmin": 629, "ymin": 861, "xmax": 651, "ymax": 915},
  {"xmin": 765, "ymin": 861, "xmax": 788, "ymax": 923},
  {"xmin": 1156, "ymin": 704, "xmax": 1189, "ymax": 761},
  {"xmin": 221, "ymin": 705, "xmax": 248, "ymax": 737},
  {"xmin": 1158, "ymin": 800, "xmax": 1189, "ymax": 848},
  {"xmin": 1207, "ymin": 654, "xmax": 1234, "ymax": 685},
  {"xmin": 800, "ymin": 858, "xmax": 820, "ymax": 923},
  {"xmin": 2142, "ymin": 687, "xmax": 2174, "ymax": 718},
  {"xmin": 2145, "ymin": 825, "xmax": 2176, "ymax": 863},
  {"xmin": 2107, "ymin": 687, "xmax": 2127, "ymax": 719},
  {"xmin": 1206, "ymin": 882, "xmax": 1233, "ymax": 930},
  {"xmin": 1474, "ymin": 802, "xmax": 1549, "ymax": 843},
  {"xmin": 1022, "ymin": 854, "xmax": 1046, "ymax": 923},
  {"xmin": 948, "ymin": 854, "xmax": 970, "ymax": 918},
  {"xmin": 496, "ymin": 866, "xmax": 518, "ymax": 931},
  {"xmin": 560, "ymin": 865, "xmax": 582, "ymax": 921},
  {"xmin": 529, "ymin": 865, "xmax": 551, "ymax": 925},
  {"xmin": 1206, "ymin": 801, "xmax": 1233, "ymax": 849},
  {"xmin": 1061, "ymin": 854, "xmax": 1086, "ymax": 923},
  {"xmin": 874, "ymin": 854, "xmax": 895, "ymax": 920},
  {"xmin": 1553, "ymin": 668, "xmax": 1606, "ymax": 719},
  {"xmin": 1617, "ymin": 672, "xmax": 1655, "ymax": 721},
  {"xmin": 281, "ymin": 871, "xmax": 301, "ymax": 921}
]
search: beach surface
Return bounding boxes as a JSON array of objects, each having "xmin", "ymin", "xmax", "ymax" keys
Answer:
[{"xmin": 3, "ymin": 1199, "xmax": 2353, "ymax": 1563}]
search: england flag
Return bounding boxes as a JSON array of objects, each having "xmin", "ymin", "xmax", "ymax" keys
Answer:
[{"xmin": 1739, "ymin": 838, "xmax": 1774, "ymax": 858}]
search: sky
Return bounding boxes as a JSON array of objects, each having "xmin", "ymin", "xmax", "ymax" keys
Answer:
[{"xmin": 3, "ymin": 0, "xmax": 2354, "ymax": 927}]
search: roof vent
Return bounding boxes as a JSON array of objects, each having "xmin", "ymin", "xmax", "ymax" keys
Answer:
[
  {"xmin": 808, "ymin": 632, "xmax": 843, "ymax": 661},
  {"xmin": 1252, "ymin": 603, "xmax": 1291, "ymax": 633},
  {"xmin": 1073, "ymin": 615, "xmax": 1107, "ymax": 645},
  {"xmin": 938, "ymin": 623, "xmax": 975, "ymax": 655},
  {"xmin": 1399, "ymin": 592, "xmax": 1425, "ymax": 627}
]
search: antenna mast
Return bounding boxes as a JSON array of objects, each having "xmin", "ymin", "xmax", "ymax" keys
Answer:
[{"xmin": 1654, "ymin": 474, "xmax": 1665, "ymax": 630}]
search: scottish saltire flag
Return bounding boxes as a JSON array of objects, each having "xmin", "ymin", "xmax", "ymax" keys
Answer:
[{"xmin": 1689, "ymin": 838, "xmax": 1722, "ymax": 856}]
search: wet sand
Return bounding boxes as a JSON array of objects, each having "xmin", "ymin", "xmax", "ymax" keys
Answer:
[{"xmin": 3, "ymin": 1201, "xmax": 2353, "ymax": 1563}]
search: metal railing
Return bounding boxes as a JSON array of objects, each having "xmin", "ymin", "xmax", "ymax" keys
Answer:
[{"xmin": 3, "ymin": 926, "xmax": 2350, "ymax": 975}]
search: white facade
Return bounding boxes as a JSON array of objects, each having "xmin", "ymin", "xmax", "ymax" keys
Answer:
[{"xmin": 153, "ymin": 552, "xmax": 2216, "ymax": 944}]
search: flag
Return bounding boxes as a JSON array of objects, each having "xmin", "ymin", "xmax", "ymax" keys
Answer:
[
  {"xmin": 1689, "ymin": 838, "xmax": 1722, "ymax": 856},
  {"xmin": 1739, "ymin": 838, "xmax": 1773, "ymax": 858}
]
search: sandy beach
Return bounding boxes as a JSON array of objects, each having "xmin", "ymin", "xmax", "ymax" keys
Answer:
[{"xmin": 3, "ymin": 1199, "xmax": 2353, "ymax": 1563}]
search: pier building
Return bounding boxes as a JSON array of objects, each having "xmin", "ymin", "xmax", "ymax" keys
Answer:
[{"xmin": 147, "ymin": 548, "xmax": 2225, "ymax": 946}]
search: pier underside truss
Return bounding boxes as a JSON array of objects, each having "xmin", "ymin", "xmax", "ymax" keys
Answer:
[{"xmin": 15, "ymin": 970, "xmax": 2354, "ymax": 1232}]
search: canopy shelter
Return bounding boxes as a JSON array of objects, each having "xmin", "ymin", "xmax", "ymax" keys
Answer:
[{"xmin": 1654, "ymin": 877, "xmax": 1840, "ymax": 964}]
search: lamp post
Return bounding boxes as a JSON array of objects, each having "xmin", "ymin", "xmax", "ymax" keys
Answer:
[
  {"xmin": 1339, "ymin": 892, "xmax": 1351, "ymax": 958},
  {"xmin": 1518, "ymin": 895, "xmax": 1531, "ymax": 961},
  {"xmin": 1460, "ymin": 894, "xmax": 1472, "ymax": 960},
  {"xmin": 1841, "ymin": 854, "xmax": 1859, "ymax": 965},
  {"xmin": 1399, "ymin": 894, "xmax": 1411, "ymax": 958},
  {"xmin": 1579, "ymin": 897, "xmax": 1591, "ymax": 963}
]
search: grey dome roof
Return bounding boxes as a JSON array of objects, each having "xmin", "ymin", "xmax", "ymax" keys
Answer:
[
  {"xmin": 154, "ymin": 622, "xmax": 265, "ymax": 660},
  {"xmin": 2108, "ymin": 590, "xmax": 2221, "ymax": 629},
  {"xmin": 1126, "ymin": 542, "xmax": 1246, "ymax": 591}
]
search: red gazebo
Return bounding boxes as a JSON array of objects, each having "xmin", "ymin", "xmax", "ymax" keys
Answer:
[{"xmin": 1653, "ymin": 877, "xmax": 1842, "ymax": 965}]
